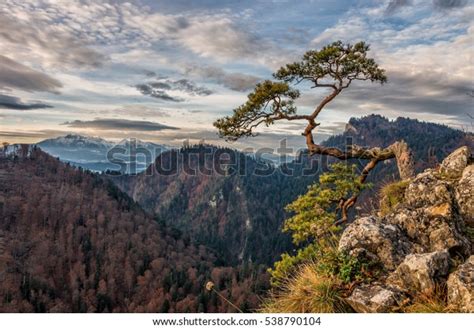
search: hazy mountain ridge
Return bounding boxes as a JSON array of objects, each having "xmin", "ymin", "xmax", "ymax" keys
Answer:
[{"xmin": 37, "ymin": 134, "xmax": 169, "ymax": 174}]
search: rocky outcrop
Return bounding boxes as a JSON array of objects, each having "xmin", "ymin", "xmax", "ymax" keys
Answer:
[
  {"xmin": 404, "ymin": 170, "xmax": 452, "ymax": 208},
  {"xmin": 340, "ymin": 146, "xmax": 473, "ymax": 313},
  {"xmin": 387, "ymin": 251, "xmax": 450, "ymax": 294},
  {"xmin": 447, "ymin": 256, "xmax": 474, "ymax": 312},
  {"xmin": 346, "ymin": 284, "xmax": 406, "ymax": 313},
  {"xmin": 339, "ymin": 216, "xmax": 413, "ymax": 270},
  {"xmin": 439, "ymin": 146, "xmax": 470, "ymax": 177},
  {"xmin": 385, "ymin": 205, "xmax": 470, "ymax": 256},
  {"xmin": 455, "ymin": 165, "xmax": 474, "ymax": 226}
]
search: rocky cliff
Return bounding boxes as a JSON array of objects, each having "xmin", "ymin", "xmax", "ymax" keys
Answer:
[{"xmin": 339, "ymin": 146, "xmax": 473, "ymax": 312}]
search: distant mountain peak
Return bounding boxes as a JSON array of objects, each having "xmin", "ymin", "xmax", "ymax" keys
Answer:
[{"xmin": 37, "ymin": 134, "xmax": 169, "ymax": 173}]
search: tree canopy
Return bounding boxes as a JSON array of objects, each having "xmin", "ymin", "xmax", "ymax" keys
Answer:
[
  {"xmin": 214, "ymin": 41, "xmax": 414, "ymax": 223},
  {"xmin": 214, "ymin": 41, "xmax": 386, "ymax": 143}
]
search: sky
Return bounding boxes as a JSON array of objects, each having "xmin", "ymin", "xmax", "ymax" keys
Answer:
[{"xmin": 0, "ymin": 0, "xmax": 473, "ymax": 151}]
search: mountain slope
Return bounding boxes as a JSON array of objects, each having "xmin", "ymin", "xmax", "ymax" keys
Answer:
[
  {"xmin": 37, "ymin": 134, "xmax": 168, "ymax": 173},
  {"xmin": 111, "ymin": 145, "xmax": 305, "ymax": 266},
  {"xmin": 0, "ymin": 146, "xmax": 267, "ymax": 312}
]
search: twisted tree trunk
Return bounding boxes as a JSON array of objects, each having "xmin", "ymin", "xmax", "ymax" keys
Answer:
[{"xmin": 304, "ymin": 123, "xmax": 415, "ymax": 223}]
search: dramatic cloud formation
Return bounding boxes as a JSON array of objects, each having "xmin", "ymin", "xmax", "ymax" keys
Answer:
[
  {"xmin": 0, "ymin": 56, "xmax": 62, "ymax": 93},
  {"xmin": 0, "ymin": 94, "xmax": 53, "ymax": 110},
  {"xmin": 62, "ymin": 119, "xmax": 179, "ymax": 131},
  {"xmin": 135, "ymin": 79, "xmax": 212, "ymax": 102},
  {"xmin": 0, "ymin": 0, "xmax": 472, "ymax": 145}
]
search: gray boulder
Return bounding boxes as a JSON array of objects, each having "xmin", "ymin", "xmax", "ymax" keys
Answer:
[
  {"xmin": 439, "ymin": 146, "xmax": 470, "ymax": 178},
  {"xmin": 346, "ymin": 284, "xmax": 406, "ymax": 313},
  {"xmin": 447, "ymin": 256, "xmax": 474, "ymax": 312},
  {"xmin": 386, "ymin": 207, "xmax": 471, "ymax": 256},
  {"xmin": 404, "ymin": 170, "xmax": 452, "ymax": 209},
  {"xmin": 338, "ymin": 216, "xmax": 413, "ymax": 270},
  {"xmin": 455, "ymin": 164, "xmax": 474, "ymax": 226},
  {"xmin": 387, "ymin": 250, "xmax": 450, "ymax": 294}
]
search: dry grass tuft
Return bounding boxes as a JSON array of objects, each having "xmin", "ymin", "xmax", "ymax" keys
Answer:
[
  {"xmin": 260, "ymin": 263, "xmax": 352, "ymax": 313},
  {"xmin": 379, "ymin": 180, "xmax": 409, "ymax": 216},
  {"xmin": 402, "ymin": 285, "xmax": 455, "ymax": 313}
]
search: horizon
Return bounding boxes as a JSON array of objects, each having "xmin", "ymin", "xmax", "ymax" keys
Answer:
[
  {"xmin": 1, "ymin": 0, "xmax": 473, "ymax": 152},
  {"xmin": 22, "ymin": 113, "xmax": 473, "ymax": 146}
]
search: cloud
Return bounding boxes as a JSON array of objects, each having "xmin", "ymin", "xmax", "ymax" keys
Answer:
[
  {"xmin": 135, "ymin": 79, "xmax": 213, "ymax": 102},
  {"xmin": 1, "ymin": 0, "xmax": 283, "ymax": 71},
  {"xmin": 0, "ymin": 5, "xmax": 107, "ymax": 69},
  {"xmin": 384, "ymin": 0, "xmax": 466, "ymax": 14},
  {"xmin": 0, "ymin": 131, "xmax": 47, "ymax": 138},
  {"xmin": 433, "ymin": 0, "xmax": 467, "ymax": 10},
  {"xmin": 184, "ymin": 65, "xmax": 261, "ymax": 92},
  {"xmin": 62, "ymin": 118, "xmax": 179, "ymax": 131},
  {"xmin": 385, "ymin": 0, "xmax": 412, "ymax": 15},
  {"xmin": 341, "ymin": 71, "xmax": 473, "ymax": 117},
  {"xmin": 111, "ymin": 105, "xmax": 170, "ymax": 118},
  {"xmin": 176, "ymin": 17, "xmax": 262, "ymax": 61},
  {"xmin": 168, "ymin": 79, "xmax": 213, "ymax": 96},
  {"xmin": 135, "ymin": 83, "xmax": 184, "ymax": 102},
  {"xmin": 0, "ymin": 55, "xmax": 62, "ymax": 93},
  {"xmin": 0, "ymin": 94, "xmax": 53, "ymax": 110}
]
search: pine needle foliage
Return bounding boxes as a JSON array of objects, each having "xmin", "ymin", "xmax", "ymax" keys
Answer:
[{"xmin": 269, "ymin": 162, "xmax": 371, "ymax": 286}]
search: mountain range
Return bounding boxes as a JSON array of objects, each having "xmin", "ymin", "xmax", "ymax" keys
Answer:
[{"xmin": 37, "ymin": 134, "xmax": 168, "ymax": 174}]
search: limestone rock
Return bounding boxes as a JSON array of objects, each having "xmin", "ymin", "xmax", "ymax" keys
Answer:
[
  {"xmin": 338, "ymin": 216, "xmax": 413, "ymax": 270},
  {"xmin": 346, "ymin": 284, "xmax": 406, "ymax": 313},
  {"xmin": 440, "ymin": 146, "xmax": 470, "ymax": 178},
  {"xmin": 447, "ymin": 256, "xmax": 474, "ymax": 312},
  {"xmin": 455, "ymin": 165, "xmax": 474, "ymax": 226},
  {"xmin": 386, "ymin": 208, "xmax": 471, "ymax": 256},
  {"xmin": 340, "ymin": 146, "xmax": 473, "ymax": 313},
  {"xmin": 388, "ymin": 251, "xmax": 450, "ymax": 294},
  {"xmin": 404, "ymin": 170, "xmax": 452, "ymax": 208}
]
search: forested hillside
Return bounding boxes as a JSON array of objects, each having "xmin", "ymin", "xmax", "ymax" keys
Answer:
[
  {"xmin": 0, "ymin": 146, "xmax": 268, "ymax": 312},
  {"xmin": 110, "ymin": 145, "xmax": 305, "ymax": 266}
]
